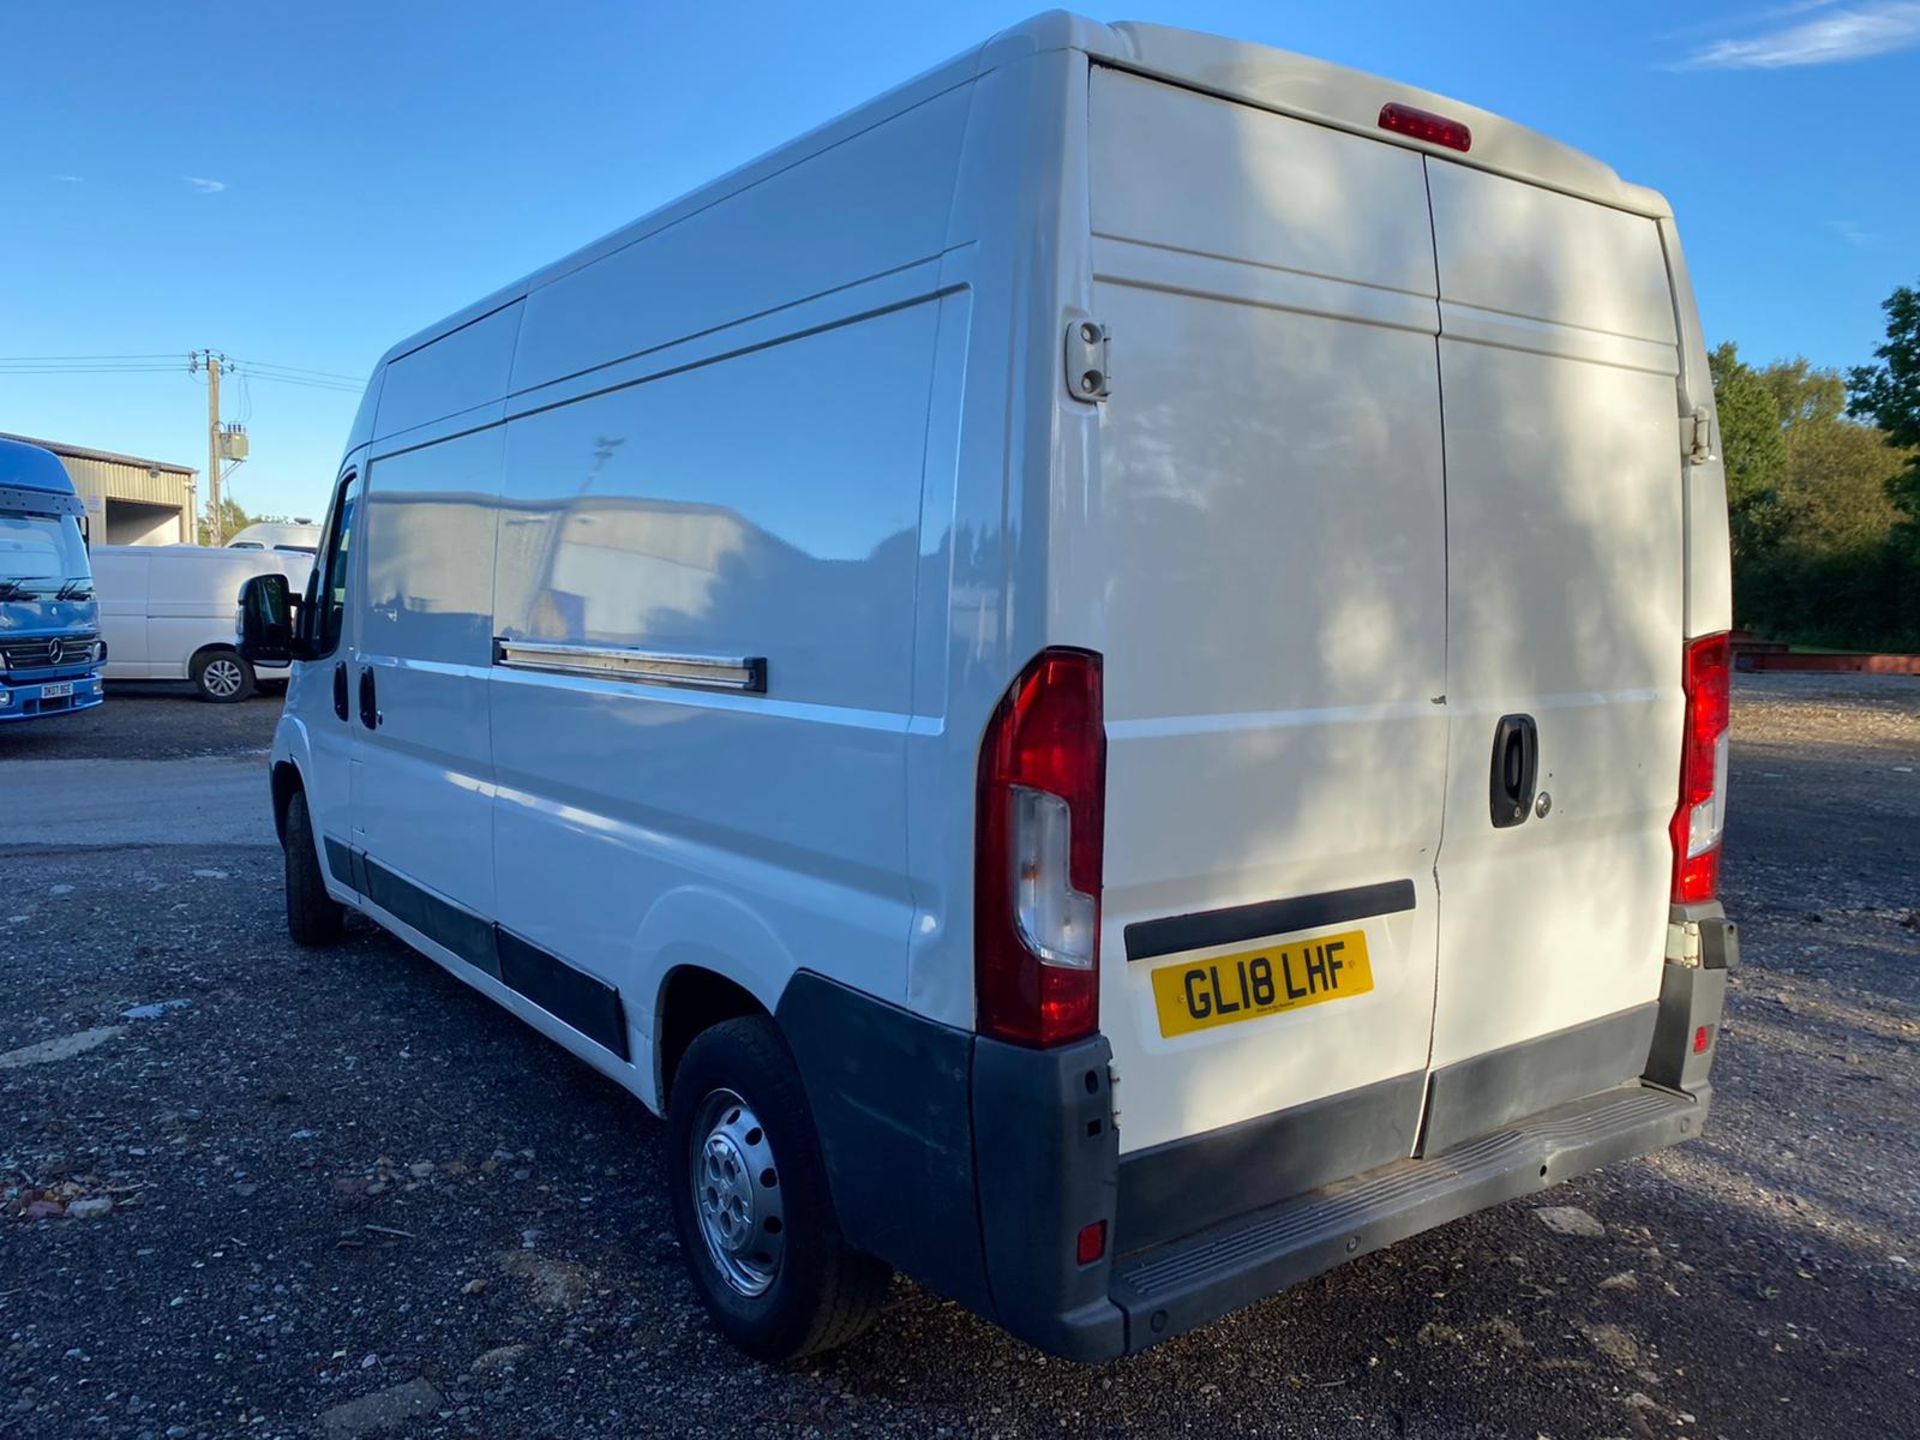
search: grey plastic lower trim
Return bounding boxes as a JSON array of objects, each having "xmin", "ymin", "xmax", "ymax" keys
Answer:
[
  {"xmin": 1420, "ymin": 1002, "xmax": 1659, "ymax": 1157},
  {"xmin": 1117, "ymin": 1071, "xmax": 1424, "ymax": 1255},
  {"xmin": 1110, "ymin": 1082, "xmax": 1705, "ymax": 1353}
]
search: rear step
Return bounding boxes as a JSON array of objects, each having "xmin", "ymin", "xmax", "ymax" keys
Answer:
[{"xmin": 1110, "ymin": 1083, "xmax": 1705, "ymax": 1350}]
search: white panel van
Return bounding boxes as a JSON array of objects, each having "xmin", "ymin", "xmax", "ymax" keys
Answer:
[
  {"xmin": 95, "ymin": 544, "xmax": 313, "ymax": 701},
  {"xmin": 240, "ymin": 14, "xmax": 1737, "ymax": 1363},
  {"xmin": 226, "ymin": 520, "xmax": 322, "ymax": 555}
]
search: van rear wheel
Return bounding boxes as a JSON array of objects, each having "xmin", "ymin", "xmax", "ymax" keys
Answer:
[
  {"xmin": 191, "ymin": 647, "xmax": 255, "ymax": 703},
  {"xmin": 284, "ymin": 790, "xmax": 346, "ymax": 947},
  {"xmin": 667, "ymin": 1014, "xmax": 890, "ymax": 1361}
]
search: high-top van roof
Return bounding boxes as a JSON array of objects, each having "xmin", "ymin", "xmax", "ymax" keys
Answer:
[
  {"xmin": 350, "ymin": 9, "xmax": 1667, "ymax": 429},
  {"xmin": 0, "ymin": 436, "xmax": 79, "ymax": 497}
]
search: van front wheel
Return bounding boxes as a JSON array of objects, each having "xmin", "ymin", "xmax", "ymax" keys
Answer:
[
  {"xmin": 284, "ymin": 790, "xmax": 346, "ymax": 947},
  {"xmin": 667, "ymin": 1015, "xmax": 890, "ymax": 1361},
  {"xmin": 191, "ymin": 647, "xmax": 255, "ymax": 703}
]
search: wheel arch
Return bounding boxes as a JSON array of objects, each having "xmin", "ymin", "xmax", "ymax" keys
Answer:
[
  {"xmin": 270, "ymin": 760, "xmax": 304, "ymax": 848},
  {"xmin": 653, "ymin": 957, "xmax": 772, "ymax": 1111}
]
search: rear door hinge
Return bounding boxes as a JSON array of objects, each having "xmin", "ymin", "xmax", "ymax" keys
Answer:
[
  {"xmin": 1066, "ymin": 316, "xmax": 1111, "ymax": 403},
  {"xmin": 1685, "ymin": 407, "xmax": 1712, "ymax": 466},
  {"xmin": 1665, "ymin": 918, "xmax": 1703, "ymax": 966}
]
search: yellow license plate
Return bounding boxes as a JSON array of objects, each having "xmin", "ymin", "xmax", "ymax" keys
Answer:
[{"xmin": 1150, "ymin": 927, "xmax": 1374, "ymax": 1038}]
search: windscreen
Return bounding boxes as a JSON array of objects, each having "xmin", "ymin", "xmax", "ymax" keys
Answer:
[{"xmin": 0, "ymin": 512, "xmax": 90, "ymax": 595}]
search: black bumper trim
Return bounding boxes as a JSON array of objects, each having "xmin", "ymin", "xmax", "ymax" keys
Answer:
[
  {"xmin": 1420, "ymin": 1002, "xmax": 1658, "ymax": 1157},
  {"xmin": 1117, "ymin": 1070, "xmax": 1424, "ymax": 1255}
]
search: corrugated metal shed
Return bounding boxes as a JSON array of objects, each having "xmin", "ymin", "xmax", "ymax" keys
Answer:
[{"xmin": 0, "ymin": 432, "xmax": 196, "ymax": 544}]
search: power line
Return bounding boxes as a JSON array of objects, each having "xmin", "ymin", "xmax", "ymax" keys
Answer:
[
  {"xmin": 234, "ymin": 372, "xmax": 362, "ymax": 394},
  {"xmin": 0, "ymin": 354, "xmax": 364, "ymax": 388},
  {"xmin": 0, "ymin": 362, "xmax": 182, "ymax": 373},
  {"xmin": 0, "ymin": 352, "xmax": 182, "ymax": 362},
  {"xmin": 231, "ymin": 358, "xmax": 362, "ymax": 383}
]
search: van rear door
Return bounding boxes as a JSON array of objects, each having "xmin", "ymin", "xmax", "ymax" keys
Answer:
[
  {"xmin": 1088, "ymin": 70, "xmax": 1449, "ymax": 1212},
  {"xmin": 1421, "ymin": 163, "xmax": 1686, "ymax": 1149}
]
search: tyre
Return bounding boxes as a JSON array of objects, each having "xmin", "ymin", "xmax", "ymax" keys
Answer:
[
  {"xmin": 191, "ymin": 647, "xmax": 255, "ymax": 703},
  {"xmin": 284, "ymin": 789, "xmax": 346, "ymax": 947},
  {"xmin": 667, "ymin": 1014, "xmax": 890, "ymax": 1361}
]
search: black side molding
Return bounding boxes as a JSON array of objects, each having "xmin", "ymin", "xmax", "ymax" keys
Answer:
[
  {"xmin": 326, "ymin": 842, "xmax": 629, "ymax": 1061},
  {"xmin": 1124, "ymin": 879, "xmax": 1417, "ymax": 963}
]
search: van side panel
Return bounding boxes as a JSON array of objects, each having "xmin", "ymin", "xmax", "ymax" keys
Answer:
[
  {"xmin": 91, "ymin": 549, "xmax": 151, "ymax": 677},
  {"xmin": 1659, "ymin": 218, "xmax": 1734, "ymax": 639},
  {"xmin": 375, "ymin": 303, "xmax": 524, "ymax": 442},
  {"xmin": 507, "ymin": 87, "xmax": 972, "ymax": 395},
  {"xmin": 488, "ymin": 301, "xmax": 945, "ymax": 1067}
]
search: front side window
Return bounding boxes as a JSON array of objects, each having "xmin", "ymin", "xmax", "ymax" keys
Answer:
[
  {"xmin": 312, "ymin": 474, "xmax": 358, "ymax": 656},
  {"xmin": 0, "ymin": 512, "xmax": 89, "ymax": 595}
]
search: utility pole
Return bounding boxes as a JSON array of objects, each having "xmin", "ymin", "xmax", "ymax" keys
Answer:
[{"xmin": 188, "ymin": 349, "xmax": 228, "ymax": 543}]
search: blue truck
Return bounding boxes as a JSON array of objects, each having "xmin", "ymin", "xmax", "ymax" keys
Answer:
[{"xmin": 0, "ymin": 436, "xmax": 105, "ymax": 723}]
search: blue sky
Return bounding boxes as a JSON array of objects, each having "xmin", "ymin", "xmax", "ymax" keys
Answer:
[{"xmin": 4, "ymin": 1, "xmax": 1916, "ymax": 520}]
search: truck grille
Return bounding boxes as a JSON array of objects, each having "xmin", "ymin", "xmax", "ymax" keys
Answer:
[{"xmin": 1, "ymin": 634, "xmax": 99, "ymax": 674}]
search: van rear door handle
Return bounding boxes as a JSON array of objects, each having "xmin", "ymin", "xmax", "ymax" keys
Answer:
[
  {"xmin": 358, "ymin": 667, "xmax": 379, "ymax": 730},
  {"xmin": 332, "ymin": 661, "xmax": 349, "ymax": 722},
  {"xmin": 1488, "ymin": 713, "xmax": 1538, "ymax": 828}
]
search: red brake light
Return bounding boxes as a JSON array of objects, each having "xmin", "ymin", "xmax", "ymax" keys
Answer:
[
  {"xmin": 1379, "ymin": 102, "xmax": 1472, "ymax": 153},
  {"xmin": 1670, "ymin": 633, "xmax": 1731, "ymax": 904},
  {"xmin": 975, "ymin": 649, "xmax": 1105, "ymax": 1047},
  {"xmin": 1076, "ymin": 1220, "xmax": 1108, "ymax": 1266}
]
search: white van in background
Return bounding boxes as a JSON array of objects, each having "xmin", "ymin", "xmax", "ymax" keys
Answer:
[
  {"xmin": 240, "ymin": 14, "xmax": 1737, "ymax": 1364},
  {"xmin": 226, "ymin": 520, "xmax": 321, "ymax": 554},
  {"xmin": 95, "ymin": 544, "xmax": 313, "ymax": 701}
]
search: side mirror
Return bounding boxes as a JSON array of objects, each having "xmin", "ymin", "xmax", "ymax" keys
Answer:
[{"xmin": 238, "ymin": 573, "xmax": 299, "ymax": 664}]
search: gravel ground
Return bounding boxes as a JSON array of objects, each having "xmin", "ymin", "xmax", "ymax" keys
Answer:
[
  {"xmin": 0, "ymin": 683, "xmax": 282, "ymax": 764},
  {"xmin": 1, "ymin": 676, "xmax": 1916, "ymax": 1439}
]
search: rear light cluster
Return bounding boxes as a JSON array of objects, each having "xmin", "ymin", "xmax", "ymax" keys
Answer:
[
  {"xmin": 1670, "ymin": 633, "xmax": 1731, "ymax": 904},
  {"xmin": 1378, "ymin": 102, "xmax": 1472, "ymax": 153},
  {"xmin": 975, "ymin": 649, "xmax": 1106, "ymax": 1047}
]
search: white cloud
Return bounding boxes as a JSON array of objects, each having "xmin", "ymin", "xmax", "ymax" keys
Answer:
[
  {"xmin": 184, "ymin": 176, "xmax": 227, "ymax": 193},
  {"xmin": 1680, "ymin": 1, "xmax": 1920, "ymax": 68},
  {"xmin": 1828, "ymin": 219, "xmax": 1882, "ymax": 246},
  {"xmin": 52, "ymin": 174, "xmax": 84, "ymax": 184}
]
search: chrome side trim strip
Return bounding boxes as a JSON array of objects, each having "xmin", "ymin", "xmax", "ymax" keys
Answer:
[{"xmin": 493, "ymin": 638, "xmax": 766, "ymax": 694}]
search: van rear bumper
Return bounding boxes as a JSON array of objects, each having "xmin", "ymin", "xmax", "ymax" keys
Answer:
[
  {"xmin": 778, "ymin": 906, "xmax": 1732, "ymax": 1361},
  {"xmin": 1105, "ymin": 1081, "xmax": 1705, "ymax": 1351}
]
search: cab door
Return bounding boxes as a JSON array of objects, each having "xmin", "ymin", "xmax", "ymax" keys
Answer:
[
  {"xmin": 296, "ymin": 464, "xmax": 365, "ymax": 888},
  {"xmin": 346, "ymin": 428, "xmax": 504, "ymax": 963},
  {"xmin": 1088, "ymin": 70, "xmax": 1450, "ymax": 1217}
]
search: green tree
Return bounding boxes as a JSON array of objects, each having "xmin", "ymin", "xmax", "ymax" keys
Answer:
[
  {"xmin": 1708, "ymin": 342, "xmax": 1788, "ymax": 557},
  {"xmin": 1847, "ymin": 283, "xmax": 1920, "ymax": 563},
  {"xmin": 196, "ymin": 496, "xmax": 254, "ymax": 546}
]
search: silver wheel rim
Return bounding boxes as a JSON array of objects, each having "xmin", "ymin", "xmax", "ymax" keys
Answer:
[
  {"xmin": 689, "ymin": 1087, "xmax": 785, "ymax": 1297},
  {"xmin": 203, "ymin": 657, "xmax": 245, "ymax": 698}
]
